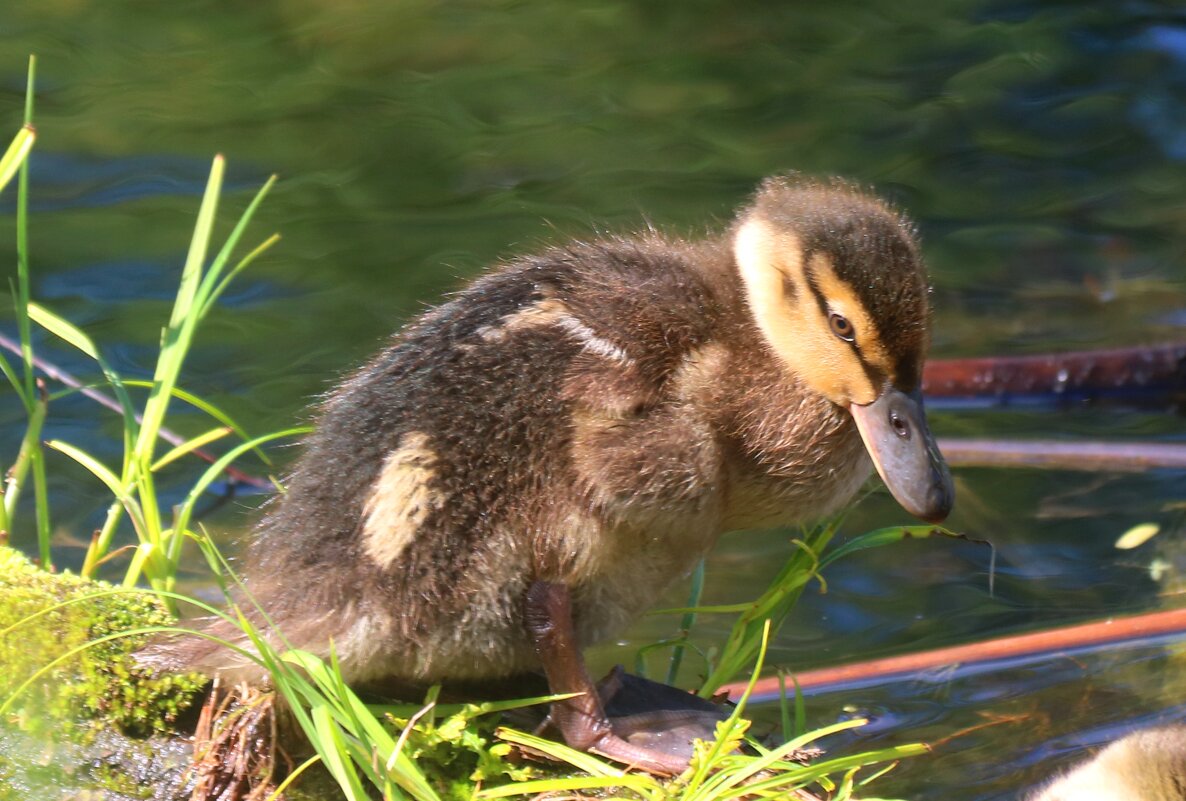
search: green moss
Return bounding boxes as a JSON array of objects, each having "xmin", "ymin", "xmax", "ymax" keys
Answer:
[{"xmin": 0, "ymin": 545, "xmax": 206, "ymax": 737}]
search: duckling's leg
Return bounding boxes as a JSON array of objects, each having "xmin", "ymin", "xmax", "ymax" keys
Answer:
[{"xmin": 524, "ymin": 581, "xmax": 692, "ymax": 775}]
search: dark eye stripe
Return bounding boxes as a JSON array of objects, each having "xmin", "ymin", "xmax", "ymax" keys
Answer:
[
  {"xmin": 804, "ymin": 254, "xmax": 887, "ymax": 393},
  {"xmin": 801, "ymin": 254, "xmax": 831, "ymax": 323},
  {"xmin": 780, "ymin": 270, "xmax": 798, "ymax": 301}
]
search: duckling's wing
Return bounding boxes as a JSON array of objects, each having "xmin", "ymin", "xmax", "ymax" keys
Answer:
[{"xmin": 549, "ymin": 237, "xmax": 731, "ymax": 525}]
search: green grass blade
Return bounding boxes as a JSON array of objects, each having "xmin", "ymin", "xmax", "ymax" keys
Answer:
[
  {"xmin": 9, "ymin": 56, "xmax": 47, "ymax": 552},
  {"xmin": 477, "ymin": 774, "xmax": 655, "ymax": 798},
  {"xmin": 82, "ymin": 499, "xmax": 124, "ymax": 578},
  {"xmin": 267, "ymin": 755, "xmax": 323, "ymax": 801},
  {"xmin": 15, "ymin": 58, "xmax": 36, "ymax": 404},
  {"xmin": 122, "ymin": 378, "xmax": 279, "ymax": 467},
  {"xmin": 491, "ymin": 728, "xmax": 638, "ymax": 780},
  {"xmin": 45, "ymin": 439, "xmax": 125, "ymax": 499},
  {"xmin": 150, "ymin": 426, "xmax": 232, "ymax": 472},
  {"xmin": 0, "ymin": 125, "xmax": 35, "ymax": 195},
  {"xmin": 29, "ymin": 417, "xmax": 51, "ymax": 569},
  {"xmin": 684, "ymin": 621, "xmax": 770, "ymax": 794},
  {"xmin": 752, "ymin": 743, "xmax": 927, "ymax": 791},
  {"xmin": 707, "ymin": 720, "xmax": 867, "ymax": 796},
  {"xmin": 47, "ymin": 445, "xmax": 155, "ymax": 579},
  {"xmin": 0, "ymin": 346, "xmax": 20, "ymax": 397},
  {"xmin": 363, "ymin": 692, "xmax": 575, "ymax": 723},
  {"xmin": 817, "ymin": 525, "xmax": 959, "ymax": 570},
  {"xmin": 23, "ymin": 56, "xmax": 35, "ymax": 124},
  {"xmin": 309, "ymin": 704, "xmax": 370, "ymax": 801},
  {"xmin": 133, "ymin": 155, "xmax": 224, "ymax": 463},
  {"xmin": 666, "ymin": 557, "xmax": 705, "ymax": 685},
  {"xmin": 280, "ymin": 648, "xmax": 442, "ymax": 801},
  {"xmin": 171, "ymin": 154, "xmax": 223, "ymax": 330},
  {"xmin": 28, "ymin": 302, "xmax": 138, "ymax": 438},
  {"xmin": 792, "ymin": 673, "xmax": 806, "ymax": 738},
  {"xmin": 777, "ymin": 672, "xmax": 793, "ymax": 741},
  {"xmin": 123, "ymin": 542, "xmax": 158, "ymax": 587},
  {"xmin": 4, "ymin": 389, "xmax": 45, "ymax": 536},
  {"xmin": 201, "ymin": 232, "xmax": 280, "ymax": 318},
  {"xmin": 166, "ymin": 427, "xmax": 305, "ymax": 567},
  {"xmin": 698, "ymin": 521, "xmax": 841, "ymax": 697},
  {"xmin": 28, "ymin": 301, "xmax": 100, "ymax": 359},
  {"xmin": 656, "ymin": 602, "xmax": 759, "ymax": 616},
  {"xmin": 193, "ymin": 172, "xmax": 278, "ymax": 315}
]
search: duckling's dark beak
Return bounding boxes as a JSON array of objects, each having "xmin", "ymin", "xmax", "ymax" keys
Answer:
[{"xmin": 849, "ymin": 388, "xmax": 954, "ymax": 523}]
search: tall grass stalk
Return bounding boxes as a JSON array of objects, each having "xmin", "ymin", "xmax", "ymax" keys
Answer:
[
  {"xmin": 14, "ymin": 60, "xmax": 52, "ymax": 573},
  {"xmin": 26, "ymin": 159, "xmax": 280, "ymax": 596},
  {"xmin": 0, "ymin": 57, "xmax": 44, "ymax": 562},
  {"xmin": 674, "ymin": 517, "xmax": 842, "ymax": 698},
  {"xmin": 2, "ymin": 59, "xmax": 279, "ymax": 592}
]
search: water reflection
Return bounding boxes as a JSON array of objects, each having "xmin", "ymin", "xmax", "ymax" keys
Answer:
[
  {"xmin": 0, "ymin": 1, "xmax": 1184, "ymax": 798},
  {"xmin": 851, "ymin": 645, "xmax": 1186, "ymax": 800}
]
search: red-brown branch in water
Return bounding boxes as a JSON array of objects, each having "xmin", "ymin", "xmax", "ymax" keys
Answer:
[
  {"xmin": 923, "ymin": 342, "xmax": 1186, "ymax": 406},
  {"xmin": 722, "ymin": 606, "xmax": 1186, "ymax": 703}
]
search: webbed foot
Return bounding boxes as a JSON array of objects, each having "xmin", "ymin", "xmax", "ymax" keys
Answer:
[
  {"xmin": 525, "ymin": 581, "xmax": 730, "ymax": 775},
  {"xmin": 597, "ymin": 665, "xmax": 730, "ymax": 761}
]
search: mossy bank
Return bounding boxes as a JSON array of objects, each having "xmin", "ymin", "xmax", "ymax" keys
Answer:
[{"xmin": 0, "ymin": 545, "xmax": 206, "ymax": 799}]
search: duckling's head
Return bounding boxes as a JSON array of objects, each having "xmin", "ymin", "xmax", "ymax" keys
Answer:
[{"xmin": 734, "ymin": 176, "xmax": 953, "ymax": 523}]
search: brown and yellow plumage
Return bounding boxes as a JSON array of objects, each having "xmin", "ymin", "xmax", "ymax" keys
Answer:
[{"xmin": 143, "ymin": 175, "xmax": 953, "ymax": 772}]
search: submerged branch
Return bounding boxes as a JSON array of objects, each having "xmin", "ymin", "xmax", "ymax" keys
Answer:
[
  {"xmin": 0, "ymin": 331, "xmax": 271, "ymax": 492},
  {"xmin": 923, "ymin": 342, "xmax": 1186, "ymax": 410},
  {"xmin": 724, "ymin": 605, "xmax": 1186, "ymax": 703},
  {"xmin": 937, "ymin": 438, "xmax": 1186, "ymax": 471}
]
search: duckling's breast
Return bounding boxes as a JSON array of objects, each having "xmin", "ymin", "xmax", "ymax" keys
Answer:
[
  {"xmin": 717, "ymin": 362, "xmax": 874, "ymax": 531},
  {"xmin": 723, "ymin": 442, "xmax": 872, "ymax": 531}
]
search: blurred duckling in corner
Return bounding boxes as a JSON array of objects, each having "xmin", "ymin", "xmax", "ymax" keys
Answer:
[
  {"xmin": 140, "ymin": 175, "xmax": 954, "ymax": 774},
  {"xmin": 1030, "ymin": 726, "xmax": 1186, "ymax": 801}
]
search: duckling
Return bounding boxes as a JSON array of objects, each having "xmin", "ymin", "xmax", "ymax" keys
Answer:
[
  {"xmin": 143, "ymin": 175, "xmax": 953, "ymax": 774},
  {"xmin": 1029, "ymin": 726, "xmax": 1186, "ymax": 801}
]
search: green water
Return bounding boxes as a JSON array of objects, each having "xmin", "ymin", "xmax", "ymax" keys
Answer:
[{"xmin": 2, "ymin": 1, "xmax": 1186, "ymax": 798}]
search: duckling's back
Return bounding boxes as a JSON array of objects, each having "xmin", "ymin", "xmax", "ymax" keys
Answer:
[{"xmin": 171, "ymin": 234, "xmax": 740, "ymax": 685}]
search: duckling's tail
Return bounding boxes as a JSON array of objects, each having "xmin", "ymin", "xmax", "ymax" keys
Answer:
[{"xmin": 135, "ymin": 614, "xmax": 273, "ymax": 685}]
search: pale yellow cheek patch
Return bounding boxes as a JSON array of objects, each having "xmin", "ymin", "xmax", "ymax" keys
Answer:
[
  {"xmin": 362, "ymin": 432, "xmax": 442, "ymax": 569},
  {"xmin": 734, "ymin": 219, "xmax": 889, "ymax": 406}
]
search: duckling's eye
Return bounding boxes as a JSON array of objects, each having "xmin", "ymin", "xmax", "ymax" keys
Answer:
[{"xmin": 828, "ymin": 312, "xmax": 855, "ymax": 342}]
